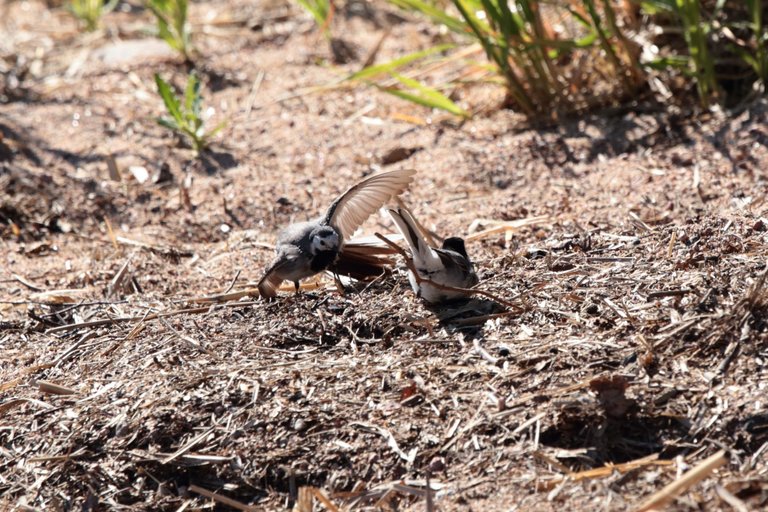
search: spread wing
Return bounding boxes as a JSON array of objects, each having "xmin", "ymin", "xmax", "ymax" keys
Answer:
[{"xmin": 322, "ymin": 169, "xmax": 416, "ymax": 242}]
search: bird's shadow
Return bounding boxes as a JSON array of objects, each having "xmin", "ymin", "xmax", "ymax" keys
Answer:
[{"xmin": 428, "ymin": 297, "xmax": 505, "ymax": 335}]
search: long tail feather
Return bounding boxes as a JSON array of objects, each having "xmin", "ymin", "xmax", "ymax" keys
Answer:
[{"xmin": 386, "ymin": 208, "xmax": 441, "ymax": 269}]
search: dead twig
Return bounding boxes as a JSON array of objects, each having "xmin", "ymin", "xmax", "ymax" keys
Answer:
[
  {"xmin": 188, "ymin": 484, "xmax": 259, "ymax": 512},
  {"xmin": 350, "ymin": 422, "xmax": 416, "ymax": 464},
  {"xmin": 714, "ymin": 484, "xmax": 749, "ymax": 512},
  {"xmin": 162, "ymin": 426, "xmax": 216, "ymax": 464},
  {"xmin": 12, "ymin": 274, "xmax": 44, "ymax": 291},
  {"xmin": 536, "ymin": 452, "xmax": 674, "ymax": 491},
  {"xmin": 465, "ymin": 215, "xmax": 550, "ymax": 242},
  {"xmin": 116, "ymin": 236, "xmax": 194, "ymax": 258},
  {"xmin": 634, "ymin": 450, "xmax": 728, "ymax": 512},
  {"xmin": 223, "ymin": 269, "xmax": 242, "ymax": 294},
  {"xmin": 37, "ymin": 380, "xmax": 77, "ymax": 396}
]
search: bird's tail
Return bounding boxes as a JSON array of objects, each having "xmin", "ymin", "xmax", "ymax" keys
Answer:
[{"xmin": 386, "ymin": 207, "xmax": 441, "ymax": 269}]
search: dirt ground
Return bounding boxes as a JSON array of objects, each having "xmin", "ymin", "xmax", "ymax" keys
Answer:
[{"xmin": 2, "ymin": 0, "xmax": 768, "ymax": 510}]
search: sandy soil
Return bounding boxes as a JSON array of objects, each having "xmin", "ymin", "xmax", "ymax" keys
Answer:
[{"xmin": 1, "ymin": 0, "xmax": 767, "ymax": 510}]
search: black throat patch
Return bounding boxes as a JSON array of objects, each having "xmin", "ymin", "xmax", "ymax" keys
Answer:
[{"xmin": 310, "ymin": 248, "xmax": 339, "ymax": 272}]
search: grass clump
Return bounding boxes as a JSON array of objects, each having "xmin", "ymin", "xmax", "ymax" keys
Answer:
[
  {"xmin": 154, "ymin": 73, "xmax": 224, "ymax": 153},
  {"xmin": 641, "ymin": 0, "xmax": 768, "ymax": 106},
  {"xmin": 68, "ymin": 0, "xmax": 118, "ymax": 32},
  {"xmin": 145, "ymin": 0, "xmax": 192, "ymax": 61},
  {"xmin": 734, "ymin": 0, "xmax": 768, "ymax": 89},
  {"xmin": 376, "ymin": 0, "xmax": 768, "ymax": 118},
  {"xmin": 384, "ymin": 0, "xmax": 643, "ymax": 120},
  {"xmin": 641, "ymin": 0, "xmax": 717, "ymax": 106}
]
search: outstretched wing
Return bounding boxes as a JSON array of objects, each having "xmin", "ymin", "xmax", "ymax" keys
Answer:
[{"xmin": 322, "ymin": 169, "xmax": 416, "ymax": 242}]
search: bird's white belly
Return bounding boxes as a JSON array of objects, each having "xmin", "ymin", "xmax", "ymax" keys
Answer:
[
  {"xmin": 279, "ymin": 264, "xmax": 316, "ymax": 282},
  {"xmin": 409, "ymin": 269, "xmax": 470, "ymax": 303}
]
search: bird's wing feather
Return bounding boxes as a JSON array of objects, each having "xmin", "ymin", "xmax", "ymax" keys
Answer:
[
  {"xmin": 257, "ymin": 244, "xmax": 307, "ymax": 297},
  {"xmin": 436, "ymin": 249, "xmax": 477, "ymax": 286},
  {"xmin": 257, "ymin": 257, "xmax": 288, "ymax": 298},
  {"xmin": 323, "ymin": 169, "xmax": 416, "ymax": 241},
  {"xmin": 387, "ymin": 207, "xmax": 442, "ymax": 270},
  {"xmin": 257, "ymin": 270, "xmax": 284, "ymax": 297},
  {"xmin": 334, "ymin": 242, "xmax": 397, "ymax": 280}
]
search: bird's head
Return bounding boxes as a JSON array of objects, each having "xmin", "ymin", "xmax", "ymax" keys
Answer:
[
  {"xmin": 310, "ymin": 226, "xmax": 340, "ymax": 255},
  {"xmin": 442, "ymin": 237, "xmax": 469, "ymax": 259}
]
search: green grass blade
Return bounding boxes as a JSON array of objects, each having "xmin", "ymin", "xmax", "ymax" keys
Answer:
[
  {"xmin": 154, "ymin": 74, "xmax": 183, "ymax": 124},
  {"xmin": 346, "ymin": 44, "xmax": 454, "ymax": 81},
  {"xmin": 388, "ymin": 0, "xmax": 468, "ymax": 34},
  {"xmin": 156, "ymin": 117, "xmax": 180, "ymax": 131},
  {"xmin": 639, "ymin": 0, "xmax": 675, "ymax": 14},
  {"xmin": 644, "ymin": 55, "xmax": 690, "ymax": 71},
  {"xmin": 581, "ymin": 0, "xmax": 632, "ymax": 90},
  {"xmin": 374, "ymin": 86, "xmax": 462, "ymax": 117},
  {"xmin": 296, "ymin": 0, "xmax": 329, "ymax": 27},
  {"xmin": 451, "ymin": 0, "xmax": 535, "ymax": 115},
  {"xmin": 174, "ymin": 0, "xmax": 189, "ymax": 55},
  {"xmin": 176, "ymin": 0, "xmax": 187, "ymax": 27},
  {"xmin": 208, "ymin": 120, "xmax": 227, "ymax": 138},
  {"xmin": 388, "ymin": 72, "xmax": 468, "ymax": 116},
  {"xmin": 452, "ymin": 0, "xmax": 499, "ymax": 67},
  {"xmin": 104, "ymin": 0, "xmax": 119, "ymax": 13},
  {"xmin": 185, "ymin": 72, "xmax": 201, "ymax": 119},
  {"xmin": 146, "ymin": 0, "xmax": 190, "ymax": 57}
]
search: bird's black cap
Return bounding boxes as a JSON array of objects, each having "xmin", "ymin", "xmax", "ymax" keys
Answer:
[{"xmin": 442, "ymin": 237, "xmax": 469, "ymax": 259}]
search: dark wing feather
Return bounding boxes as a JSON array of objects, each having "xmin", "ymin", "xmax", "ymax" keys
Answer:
[
  {"xmin": 436, "ymin": 248, "xmax": 479, "ymax": 288},
  {"xmin": 334, "ymin": 241, "xmax": 398, "ymax": 280},
  {"xmin": 322, "ymin": 169, "xmax": 416, "ymax": 241}
]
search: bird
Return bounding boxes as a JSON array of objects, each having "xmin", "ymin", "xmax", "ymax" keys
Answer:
[
  {"xmin": 386, "ymin": 207, "xmax": 479, "ymax": 304},
  {"xmin": 258, "ymin": 168, "xmax": 416, "ymax": 298}
]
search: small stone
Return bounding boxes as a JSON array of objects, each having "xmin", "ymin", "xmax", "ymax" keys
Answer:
[
  {"xmin": 128, "ymin": 166, "xmax": 149, "ymax": 184},
  {"xmin": 429, "ymin": 456, "xmax": 446, "ymax": 473}
]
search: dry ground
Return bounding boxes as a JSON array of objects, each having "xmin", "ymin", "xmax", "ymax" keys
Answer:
[{"xmin": 2, "ymin": 0, "xmax": 768, "ymax": 510}]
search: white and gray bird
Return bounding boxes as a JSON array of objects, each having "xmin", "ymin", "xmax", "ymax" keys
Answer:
[
  {"xmin": 258, "ymin": 168, "xmax": 416, "ymax": 298},
  {"xmin": 387, "ymin": 207, "xmax": 479, "ymax": 304}
]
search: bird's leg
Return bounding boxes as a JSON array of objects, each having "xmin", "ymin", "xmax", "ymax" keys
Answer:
[{"xmin": 293, "ymin": 281, "xmax": 300, "ymax": 294}]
